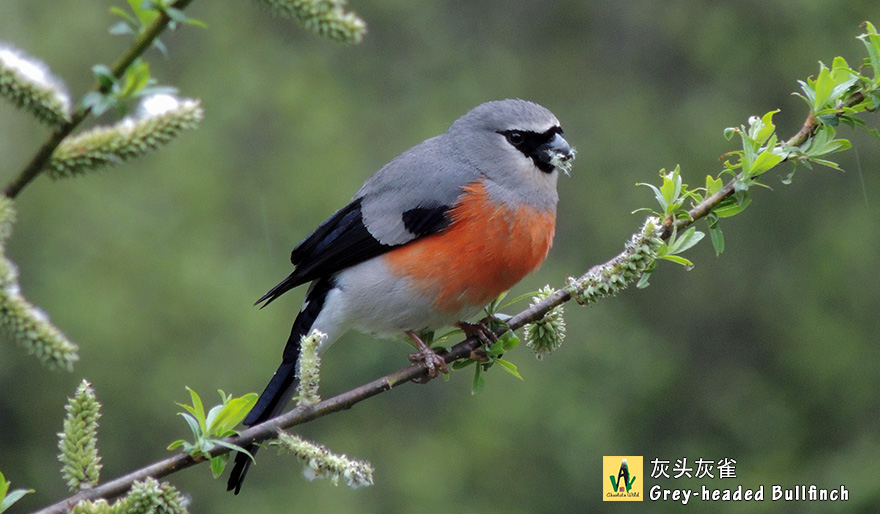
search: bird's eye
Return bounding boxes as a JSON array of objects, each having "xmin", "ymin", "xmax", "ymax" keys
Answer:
[{"xmin": 505, "ymin": 131, "xmax": 524, "ymax": 146}]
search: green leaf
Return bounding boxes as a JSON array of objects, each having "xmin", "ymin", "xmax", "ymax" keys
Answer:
[
  {"xmin": 210, "ymin": 455, "xmax": 228, "ymax": 479},
  {"xmin": 636, "ymin": 270, "xmax": 653, "ymax": 288},
  {"xmin": 472, "ymin": 366, "xmax": 485, "ymax": 395},
  {"xmin": 858, "ymin": 22, "xmax": 880, "ymax": 81},
  {"xmin": 486, "ymin": 341, "xmax": 504, "ymax": 357},
  {"xmin": 705, "ymin": 175, "xmax": 724, "ymax": 195},
  {"xmin": 818, "ymin": 113, "xmax": 840, "ymax": 126},
  {"xmin": 500, "ymin": 330, "xmax": 520, "ymax": 352},
  {"xmin": 110, "ymin": 6, "xmax": 138, "ymax": 26},
  {"xmin": 637, "ymin": 181, "xmax": 667, "ymax": 212},
  {"xmin": 818, "ymin": 138, "xmax": 852, "ymax": 154},
  {"xmin": 109, "ymin": 20, "xmax": 136, "ymax": 36},
  {"xmin": 495, "ymin": 359, "xmax": 523, "ymax": 380},
  {"xmin": 706, "ymin": 212, "xmax": 724, "ymax": 257},
  {"xmin": 451, "ymin": 359, "xmax": 474, "ymax": 370},
  {"xmin": 808, "ymin": 157, "xmax": 843, "ymax": 170},
  {"xmin": 171, "ymin": 387, "xmax": 259, "ymax": 474},
  {"xmin": 167, "ymin": 439, "xmax": 186, "ymax": 450},
  {"xmin": 828, "ymin": 56, "xmax": 859, "ymax": 100},
  {"xmin": 755, "ymin": 110, "xmax": 779, "ymax": 145},
  {"xmin": 166, "ymin": 7, "xmax": 189, "ymax": 24},
  {"xmin": 1, "ymin": 489, "xmax": 34, "ymax": 514},
  {"xmin": 499, "ymin": 291, "xmax": 537, "ymax": 309},
  {"xmin": 805, "ymin": 125, "xmax": 852, "ymax": 159},
  {"xmin": 749, "ymin": 146, "xmax": 785, "ymax": 176},
  {"xmin": 185, "ymin": 387, "xmax": 206, "ymax": 432},
  {"xmin": 484, "ymin": 291, "xmax": 507, "ymax": 315},
  {"xmin": 209, "ymin": 394, "xmax": 258, "ymax": 434},
  {"xmin": 659, "ymin": 169, "xmax": 683, "ymax": 212},
  {"xmin": 812, "ymin": 63, "xmax": 835, "ymax": 111},
  {"xmin": 213, "ymin": 439, "xmax": 256, "ymax": 460},
  {"xmin": 713, "ymin": 191, "xmax": 751, "ymax": 218},
  {"xmin": 177, "ymin": 401, "xmax": 199, "ymax": 420},
  {"xmin": 81, "ymin": 91, "xmax": 118, "ymax": 116},
  {"xmin": 178, "ymin": 412, "xmax": 202, "ymax": 442},
  {"xmin": 430, "ymin": 328, "xmax": 461, "ymax": 346},
  {"xmin": 184, "ymin": 17, "xmax": 208, "ymax": 29},
  {"xmin": 91, "ymin": 64, "xmax": 116, "ymax": 89},
  {"xmin": 796, "ymin": 79, "xmax": 816, "ymax": 108},
  {"xmin": 660, "ymin": 254, "xmax": 694, "ymax": 267},
  {"xmin": 637, "ymin": 166, "xmax": 692, "ymax": 216},
  {"xmin": 808, "ymin": 59, "xmax": 859, "ymax": 113},
  {"xmin": 203, "ymin": 404, "xmax": 226, "ymax": 435},
  {"xmin": 666, "ymin": 227, "xmax": 704, "ymax": 255},
  {"xmin": 128, "ymin": 0, "xmax": 159, "ymax": 28},
  {"xmin": 0, "ymin": 473, "xmax": 34, "ymax": 514},
  {"xmin": 152, "ymin": 37, "xmax": 169, "ymax": 57},
  {"xmin": 119, "ymin": 60, "xmax": 152, "ymax": 98},
  {"xmin": 708, "ymin": 222, "xmax": 725, "ymax": 256}
]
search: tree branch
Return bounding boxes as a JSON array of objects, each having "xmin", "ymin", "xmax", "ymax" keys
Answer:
[{"xmin": 2, "ymin": 0, "xmax": 195, "ymax": 200}]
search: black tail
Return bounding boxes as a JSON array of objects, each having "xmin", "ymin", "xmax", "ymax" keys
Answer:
[
  {"xmin": 227, "ymin": 277, "xmax": 334, "ymax": 494},
  {"xmin": 255, "ymin": 272, "xmax": 300, "ymax": 308},
  {"xmin": 226, "ymin": 360, "xmax": 299, "ymax": 494}
]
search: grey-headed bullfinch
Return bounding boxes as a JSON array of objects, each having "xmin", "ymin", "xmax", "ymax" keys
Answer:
[{"xmin": 228, "ymin": 99, "xmax": 574, "ymax": 493}]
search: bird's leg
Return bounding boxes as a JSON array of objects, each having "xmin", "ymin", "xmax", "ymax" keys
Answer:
[{"xmin": 406, "ymin": 330, "xmax": 449, "ymax": 382}]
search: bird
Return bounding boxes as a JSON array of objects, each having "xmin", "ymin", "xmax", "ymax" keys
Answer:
[{"xmin": 227, "ymin": 99, "xmax": 574, "ymax": 493}]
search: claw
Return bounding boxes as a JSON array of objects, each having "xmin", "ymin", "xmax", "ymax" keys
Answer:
[
  {"xmin": 455, "ymin": 319, "xmax": 499, "ymax": 346},
  {"xmin": 406, "ymin": 331, "xmax": 448, "ymax": 383}
]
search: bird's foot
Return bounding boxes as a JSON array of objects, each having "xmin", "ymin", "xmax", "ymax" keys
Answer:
[
  {"xmin": 406, "ymin": 331, "xmax": 449, "ymax": 383},
  {"xmin": 455, "ymin": 319, "xmax": 499, "ymax": 347}
]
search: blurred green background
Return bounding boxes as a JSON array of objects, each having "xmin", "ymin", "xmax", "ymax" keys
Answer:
[{"xmin": 2, "ymin": 1, "xmax": 880, "ymax": 512}]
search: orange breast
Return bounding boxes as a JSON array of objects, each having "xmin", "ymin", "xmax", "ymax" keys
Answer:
[{"xmin": 385, "ymin": 181, "xmax": 556, "ymax": 313}]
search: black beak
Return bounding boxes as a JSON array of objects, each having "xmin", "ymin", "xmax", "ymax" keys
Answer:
[{"xmin": 536, "ymin": 133, "xmax": 574, "ymax": 174}]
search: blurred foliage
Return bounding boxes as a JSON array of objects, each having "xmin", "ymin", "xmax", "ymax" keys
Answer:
[{"xmin": 1, "ymin": 1, "xmax": 880, "ymax": 513}]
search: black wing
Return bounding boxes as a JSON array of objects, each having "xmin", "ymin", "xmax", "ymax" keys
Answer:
[{"xmin": 256, "ymin": 197, "xmax": 452, "ymax": 307}]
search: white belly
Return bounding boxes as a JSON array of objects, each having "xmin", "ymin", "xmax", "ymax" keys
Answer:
[{"xmin": 308, "ymin": 257, "xmax": 483, "ymax": 355}]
